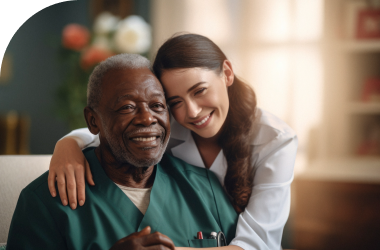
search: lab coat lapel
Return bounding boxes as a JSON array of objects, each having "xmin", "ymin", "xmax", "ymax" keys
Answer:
[
  {"xmin": 208, "ymin": 150, "xmax": 227, "ymax": 186},
  {"xmin": 138, "ymin": 163, "xmax": 169, "ymax": 232},
  {"xmin": 170, "ymin": 120, "xmax": 205, "ymax": 168},
  {"xmin": 85, "ymin": 149, "xmax": 144, "ymax": 231},
  {"xmin": 169, "ymin": 119, "xmax": 228, "ymax": 185}
]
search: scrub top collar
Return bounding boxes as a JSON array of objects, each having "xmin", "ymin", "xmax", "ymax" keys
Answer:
[{"xmin": 85, "ymin": 148, "xmax": 170, "ymax": 233}]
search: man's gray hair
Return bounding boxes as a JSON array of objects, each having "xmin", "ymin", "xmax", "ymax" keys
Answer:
[{"xmin": 87, "ymin": 53, "xmax": 151, "ymax": 109}]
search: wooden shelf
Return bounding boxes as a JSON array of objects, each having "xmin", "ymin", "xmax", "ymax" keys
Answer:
[
  {"xmin": 340, "ymin": 40, "xmax": 380, "ymax": 52},
  {"xmin": 347, "ymin": 102, "xmax": 380, "ymax": 114},
  {"xmin": 297, "ymin": 157, "xmax": 380, "ymax": 183}
]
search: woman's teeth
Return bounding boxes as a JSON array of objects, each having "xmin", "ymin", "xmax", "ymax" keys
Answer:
[
  {"xmin": 194, "ymin": 115, "xmax": 210, "ymax": 126},
  {"xmin": 132, "ymin": 137, "xmax": 156, "ymax": 142}
]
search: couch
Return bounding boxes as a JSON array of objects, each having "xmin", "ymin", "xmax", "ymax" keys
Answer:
[{"xmin": 0, "ymin": 155, "xmax": 51, "ymax": 245}]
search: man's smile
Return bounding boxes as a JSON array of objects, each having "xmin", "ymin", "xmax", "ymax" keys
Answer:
[
  {"xmin": 131, "ymin": 136, "xmax": 158, "ymax": 142},
  {"xmin": 126, "ymin": 128, "xmax": 165, "ymax": 148}
]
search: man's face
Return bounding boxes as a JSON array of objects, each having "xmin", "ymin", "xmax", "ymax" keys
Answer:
[{"xmin": 96, "ymin": 67, "xmax": 170, "ymax": 167}]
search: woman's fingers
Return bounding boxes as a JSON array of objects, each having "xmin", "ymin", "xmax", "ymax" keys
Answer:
[
  {"xmin": 85, "ymin": 159, "xmax": 95, "ymax": 186},
  {"xmin": 56, "ymin": 174, "xmax": 68, "ymax": 206},
  {"xmin": 65, "ymin": 167, "xmax": 77, "ymax": 209},
  {"xmin": 48, "ymin": 171, "xmax": 57, "ymax": 197},
  {"xmin": 75, "ymin": 165, "xmax": 86, "ymax": 207}
]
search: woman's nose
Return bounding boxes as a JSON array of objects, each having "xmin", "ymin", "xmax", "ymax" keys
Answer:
[
  {"xmin": 133, "ymin": 106, "xmax": 157, "ymax": 126},
  {"xmin": 186, "ymin": 100, "xmax": 202, "ymax": 119}
]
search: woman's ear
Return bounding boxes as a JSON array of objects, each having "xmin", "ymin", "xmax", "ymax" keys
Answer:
[
  {"xmin": 84, "ymin": 107, "xmax": 100, "ymax": 135},
  {"xmin": 222, "ymin": 60, "xmax": 234, "ymax": 87}
]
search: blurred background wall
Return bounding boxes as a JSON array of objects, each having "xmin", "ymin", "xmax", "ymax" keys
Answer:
[
  {"xmin": 0, "ymin": 0, "xmax": 150, "ymax": 154},
  {"xmin": 0, "ymin": 1, "xmax": 90, "ymax": 154},
  {"xmin": 1, "ymin": 0, "xmax": 380, "ymax": 249}
]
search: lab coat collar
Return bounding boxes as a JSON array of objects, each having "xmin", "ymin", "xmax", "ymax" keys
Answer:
[
  {"xmin": 169, "ymin": 119, "xmax": 227, "ymax": 184},
  {"xmin": 170, "ymin": 117, "xmax": 189, "ymax": 142},
  {"xmin": 169, "ymin": 109, "xmax": 270, "ymax": 146},
  {"xmin": 170, "ymin": 119, "xmax": 205, "ymax": 168}
]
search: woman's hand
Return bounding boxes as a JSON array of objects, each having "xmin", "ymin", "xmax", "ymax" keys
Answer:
[{"xmin": 48, "ymin": 136, "xmax": 95, "ymax": 209}]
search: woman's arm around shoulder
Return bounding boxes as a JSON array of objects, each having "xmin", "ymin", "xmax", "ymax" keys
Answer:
[
  {"xmin": 231, "ymin": 111, "xmax": 298, "ymax": 250},
  {"xmin": 48, "ymin": 128, "xmax": 100, "ymax": 210}
]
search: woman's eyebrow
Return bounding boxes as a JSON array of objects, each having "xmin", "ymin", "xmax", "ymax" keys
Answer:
[
  {"xmin": 166, "ymin": 81, "xmax": 206, "ymax": 102},
  {"xmin": 166, "ymin": 95, "xmax": 179, "ymax": 102},
  {"xmin": 187, "ymin": 81, "xmax": 206, "ymax": 93}
]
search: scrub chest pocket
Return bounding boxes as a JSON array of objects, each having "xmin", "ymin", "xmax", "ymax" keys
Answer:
[{"xmin": 188, "ymin": 239, "xmax": 218, "ymax": 247}]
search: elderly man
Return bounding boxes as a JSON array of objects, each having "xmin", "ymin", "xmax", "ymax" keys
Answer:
[{"xmin": 7, "ymin": 54, "xmax": 237, "ymax": 249}]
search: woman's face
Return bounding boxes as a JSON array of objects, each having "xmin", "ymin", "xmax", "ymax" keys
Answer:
[{"xmin": 160, "ymin": 60, "xmax": 234, "ymax": 138}]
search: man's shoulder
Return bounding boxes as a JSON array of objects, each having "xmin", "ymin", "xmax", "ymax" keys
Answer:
[{"xmin": 22, "ymin": 170, "xmax": 50, "ymax": 195}]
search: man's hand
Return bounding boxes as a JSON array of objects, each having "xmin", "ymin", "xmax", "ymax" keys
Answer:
[{"xmin": 110, "ymin": 226, "xmax": 175, "ymax": 250}]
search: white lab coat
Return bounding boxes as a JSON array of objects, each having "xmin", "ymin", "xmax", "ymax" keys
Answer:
[{"xmin": 64, "ymin": 108, "xmax": 298, "ymax": 250}]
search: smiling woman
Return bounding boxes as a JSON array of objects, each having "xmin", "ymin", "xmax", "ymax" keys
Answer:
[{"xmin": 162, "ymin": 67, "xmax": 232, "ymax": 139}]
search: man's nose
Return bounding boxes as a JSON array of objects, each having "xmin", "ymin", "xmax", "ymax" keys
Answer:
[
  {"xmin": 187, "ymin": 100, "xmax": 202, "ymax": 119},
  {"xmin": 133, "ymin": 106, "xmax": 157, "ymax": 126}
]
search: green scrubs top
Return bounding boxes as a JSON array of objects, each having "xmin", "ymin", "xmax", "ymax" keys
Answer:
[{"xmin": 7, "ymin": 148, "xmax": 238, "ymax": 249}]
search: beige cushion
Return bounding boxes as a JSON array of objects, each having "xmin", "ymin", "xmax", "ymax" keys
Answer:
[{"xmin": 0, "ymin": 155, "xmax": 51, "ymax": 244}]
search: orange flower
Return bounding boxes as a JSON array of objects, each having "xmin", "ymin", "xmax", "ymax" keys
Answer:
[
  {"xmin": 62, "ymin": 24, "xmax": 90, "ymax": 51},
  {"xmin": 80, "ymin": 47, "xmax": 114, "ymax": 70}
]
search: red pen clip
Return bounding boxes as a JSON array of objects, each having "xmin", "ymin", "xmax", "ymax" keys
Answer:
[{"xmin": 197, "ymin": 231, "xmax": 203, "ymax": 239}]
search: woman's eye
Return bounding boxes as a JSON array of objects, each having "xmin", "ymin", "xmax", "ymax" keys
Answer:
[
  {"xmin": 169, "ymin": 101, "xmax": 181, "ymax": 108},
  {"xmin": 195, "ymin": 88, "xmax": 206, "ymax": 95}
]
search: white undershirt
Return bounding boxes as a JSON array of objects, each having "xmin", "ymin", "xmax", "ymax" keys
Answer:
[{"xmin": 114, "ymin": 183, "xmax": 152, "ymax": 215}]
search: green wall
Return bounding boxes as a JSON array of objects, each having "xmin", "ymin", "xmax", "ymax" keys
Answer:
[{"xmin": 0, "ymin": 0, "xmax": 150, "ymax": 154}]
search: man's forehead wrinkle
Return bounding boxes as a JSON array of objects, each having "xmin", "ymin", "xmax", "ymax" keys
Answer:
[
  {"xmin": 113, "ymin": 88, "xmax": 164, "ymax": 106},
  {"xmin": 115, "ymin": 93, "xmax": 134, "ymax": 104}
]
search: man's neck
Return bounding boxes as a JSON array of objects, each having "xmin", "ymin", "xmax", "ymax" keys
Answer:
[{"xmin": 94, "ymin": 147, "xmax": 155, "ymax": 188}]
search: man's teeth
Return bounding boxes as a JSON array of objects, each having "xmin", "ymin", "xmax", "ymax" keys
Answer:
[
  {"xmin": 194, "ymin": 115, "xmax": 210, "ymax": 126},
  {"xmin": 132, "ymin": 137, "xmax": 156, "ymax": 142}
]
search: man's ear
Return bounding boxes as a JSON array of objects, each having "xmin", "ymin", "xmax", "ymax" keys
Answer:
[
  {"xmin": 222, "ymin": 60, "xmax": 234, "ymax": 87},
  {"xmin": 84, "ymin": 106, "xmax": 100, "ymax": 135}
]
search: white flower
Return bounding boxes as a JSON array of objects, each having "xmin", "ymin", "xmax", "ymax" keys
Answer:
[
  {"xmin": 93, "ymin": 12, "xmax": 120, "ymax": 35},
  {"xmin": 113, "ymin": 15, "xmax": 151, "ymax": 54},
  {"xmin": 92, "ymin": 35, "xmax": 111, "ymax": 50}
]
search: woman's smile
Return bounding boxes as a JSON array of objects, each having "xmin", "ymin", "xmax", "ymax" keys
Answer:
[{"xmin": 190, "ymin": 110, "xmax": 214, "ymax": 129}]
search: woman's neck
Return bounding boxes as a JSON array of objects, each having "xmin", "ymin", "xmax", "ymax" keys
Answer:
[{"xmin": 191, "ymin": 131, "xmax": 222, "ymax": 169}]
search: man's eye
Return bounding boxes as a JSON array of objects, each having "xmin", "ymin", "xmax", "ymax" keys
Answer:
[
  {"xmin": 151, "ymin": 103, "xmax": 165, "ymax": 111},
  {"xmin": 119, "ymin": 105, "xmax": 135, "ymax": 112},
  {"xmin": 195, "ymin": 88, "xmax": 206, "ymax": 95}
]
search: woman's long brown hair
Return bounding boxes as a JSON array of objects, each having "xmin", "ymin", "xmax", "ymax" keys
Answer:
[{"xmin": 152, "ymin": 33, "xmax": 257, "ymax": 213}]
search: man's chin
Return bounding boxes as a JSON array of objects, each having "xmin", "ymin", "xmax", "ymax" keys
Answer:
[
  {"xmin": 125, "ymin": 157, "xmax": 161, "ymax": 168},
  {"xmin": 117, "ymin": 148, "xmax": 164, "ymax": 168}
]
